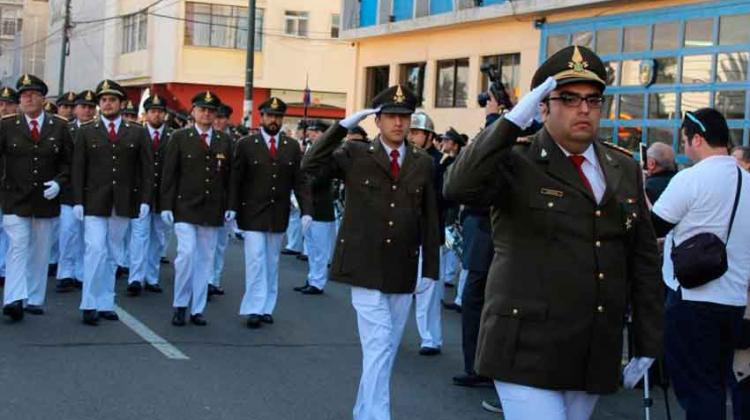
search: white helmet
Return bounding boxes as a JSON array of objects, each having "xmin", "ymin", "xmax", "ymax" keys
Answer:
[{"xmin": 410, "ymin": 111, "xmax": 435, "ymax": 133}]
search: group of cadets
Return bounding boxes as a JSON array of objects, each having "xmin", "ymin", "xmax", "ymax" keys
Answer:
[{"xmin": 0, "ymin": 72, "xmax": 482, "ymax": 419}]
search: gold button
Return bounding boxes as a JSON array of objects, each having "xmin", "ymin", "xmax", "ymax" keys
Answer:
[
  {"xmin": 595, "ymin": 240, "xmax": 601, "ymax": 248},
  {"xmin": 33, "ymin": 157, "xmax": 38, "ymax": 161},
  {"xmin": 365, "ymin": 180, "xmax": 370, "ymax": 185},
  {"xmin": 388, "ymin": 221, "xmax": 394, "ymax": 227},
  {"xmin": 390, "ymin": 203, "xmax": 395, "ymax": 208},
  {"xmin": 112, "ymin": 181, "xmax": 117, "ymax": 185},
  {"xmin": 271, "ymin": 199, "xmax": 275, "ymax": 203},
  {"xmin": 595, "ymin": 210, "xmax": 601, "ymax": 217},
  {"xmin": 205, "ymin": 179, "xmax": 210, "ymax": 182},
  {"xmin": 272, "ymin": 186, "xmax": 276, "ymax": 191},
  {"xmin": 273, "ymin": 174, "xmax": 277, "ymax": 178},
  {"xmin": 547, "ymin": 202, "xmax": 554, "ymax": 208},
  {"xmin": 391, "ymin": 185, "xmax": 397, "ymax": 191},
  {"xmin": 512, "ymin": 308, "xmax": 519, "ymax": 315},
  {"xmin": 33, "ymin": 170, "xmax": 37, "ymax": 174},
  {"xmin": 112, "ymin": 168, "xmax": 116, "ymax": 172},
  {"xmin": 597, "ymin": 305, "xmax": 605, "ymax": 313},
  {"xmin": 205, "ymin": 190, "xmax": 209, "ymax": 194},
  {"xmin": 598, "ymin": 273, "xmax": 605, "ymax": 280},
  {"xmin": 340, "ymin": 239, "xmax": 345, "ymax": 243},
  {"xmin": 385, "ymin": 239, "xmax": 391, "ymax": 244}
]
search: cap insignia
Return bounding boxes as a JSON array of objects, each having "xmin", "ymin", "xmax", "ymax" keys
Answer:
[
  {"xmin": 102, "ymin": 80, "xmax": 111, "ymax": 90},
  {"xmin": 393, "ymin": 86, "xmax": 406, "ymax": 104},
  {"xmin": 153, "ymin": 95, "xmax": 161, "ymax": 105},
  {"xmin": 85, "ymin": 91, "xmax": 93, "ymax": 101},
  {"xmin": 568, "ymin": 46, "xmax": 589, "ymax": 74},
  {"xmin": 204, "ymin": 91, "xmax": 213, "ymax": 103},
  {"xmin": 21, "ymin": 74, "xmax": 31, "ymax": 86},
  {"xmin": 271, "ymin": 98, "xmax": 279, "ymax": 109}
]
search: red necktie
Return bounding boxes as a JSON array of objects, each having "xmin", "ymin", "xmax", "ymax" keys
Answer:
[
  {"xmin": 200, "ymin": 133, "xmax": 209, "ymax": 150},
  {"xmin": 30, "ymin": 120, "xmax": 39, "ymax": 142},
  {"xmin": 569, "ymin": 155, "xmax": 593, "ymax": 195},
  {"xmin": 390, "ymin": 150, "xmax": 400, "ymax": 180},
  {"xmin": 152, "ymin": 130, "xmax": 160, "ymax": 152},
  {"xmin": 108, "ymin": 122, "xmax": 117, "ymax": 143},
  {"xmin": 269, "ymin": 137, "xmax": 278, "ymax": 159}
]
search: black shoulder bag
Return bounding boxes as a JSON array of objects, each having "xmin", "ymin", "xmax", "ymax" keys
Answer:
[{"xmin": 671, "ymin": 166, "xmax": 742, "ymax": 289}]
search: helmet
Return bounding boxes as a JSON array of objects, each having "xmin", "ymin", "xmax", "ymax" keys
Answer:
[{"xmin": 410, "ymin": 111, "xmax": 434, "ymax": 133}]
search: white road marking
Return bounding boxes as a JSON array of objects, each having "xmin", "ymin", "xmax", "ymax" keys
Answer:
[{"xmin": 114, "ymin": 305, "xmax": 189, "ymax": 360}]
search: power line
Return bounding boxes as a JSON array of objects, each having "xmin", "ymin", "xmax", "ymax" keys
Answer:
[
  {"xmin": 1, "ymin": 27, "xmax": 63, "ymax": 54},
  {"xmin": 72, "ymin": 0, "xmax": 166, "ymax": 25}
]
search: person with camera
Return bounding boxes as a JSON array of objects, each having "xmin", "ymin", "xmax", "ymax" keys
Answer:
[
  {"xmin": 651, "ymin": 108, "xmax": 750, "ymax": 419},
  {"xmin": 445, "ymin": 45, "xmax": 663, "ymax": 419}
]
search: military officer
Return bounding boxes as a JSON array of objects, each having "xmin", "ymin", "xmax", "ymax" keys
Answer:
[
  {"xmin": 302, "ymin": 85, "xmax": 440, "ymax": 420},
  {"xmin": 122, "ymin": 100, "xmax": 139, "ymax": 123},
  {"xmin": 56, "ymin": 91, "xmax": 77, "ymax": 121},
  {"xmin": 213, "ymin": 103, "xmax": 233, "ymax": 135},
  {"xmin": 161, "ymin": 91, "xmax": 233, "ymax": 327},
  {"xmin": 0, "ymin": 86, "xmax": 18, "ymax": 287},
  {"xmin": 444, "ymin": 45, "xmax": 663, "ymax": 419},
  {"xmin": 43, "ymin": 100, "xmax": 58, "ymax": 115},
  {"xmin": 127, "ymin": 94, "xmax": 171, "ymax": 296},
  {"xmin": 229, "ymin": 97, "xmax": 312, "ymax": 328},
  {"xmin": 0, "ymin": 74, "xmax": 73, "ymax": 320},
  {"xmin": 293, "ymin": 119, "xmax": 336, "ymax": 295},
  {"xmin": 73, "ymin": 79, "xmax": 154, "ymax": 326},
  {"xmin": 209, "ymin": 102, "xmax": 235, "ymax": 297},
  {"xmin": 55, "ymin": 90, "xmax": 98, "ymax": 293}
]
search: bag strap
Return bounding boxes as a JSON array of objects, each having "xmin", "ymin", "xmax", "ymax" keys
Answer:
[{"xmin": 727, "ymin": 166, "xmax": 743, "ymax": 242}]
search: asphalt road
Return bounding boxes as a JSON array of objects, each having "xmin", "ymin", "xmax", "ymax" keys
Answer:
[{"xmin": 1, "ymin": 236, "xmax": 692, "ymax": 420}]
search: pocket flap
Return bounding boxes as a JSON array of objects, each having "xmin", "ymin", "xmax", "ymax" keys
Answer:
[{"xmin": 495, "ymin": 299, "xmax": 548, "ymax": 321}]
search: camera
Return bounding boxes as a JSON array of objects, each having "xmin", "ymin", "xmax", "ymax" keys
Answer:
[{"xmin": 477, "ymin": 63, "xmax": 514, "ymax": 110}]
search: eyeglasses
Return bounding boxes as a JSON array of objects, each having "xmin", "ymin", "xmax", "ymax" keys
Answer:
[
  {"xmin": 547, "ymin": 93, "xmax": 605, "ymax": 109},
  {"xmin": 684, "ymin": 111, "xmax": 706, "ymax": 132}
]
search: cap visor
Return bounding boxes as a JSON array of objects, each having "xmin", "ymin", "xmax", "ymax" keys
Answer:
[
  {"xmin": 379, "ymin": 107, "xmax": 414, "ymax": 115},
  {"xmin": 555, "ymin": 77, "xmax": 606, "ymax": 91}
]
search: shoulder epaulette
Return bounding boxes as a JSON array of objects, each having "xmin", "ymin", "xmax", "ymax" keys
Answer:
[
  {"xmin": 602, "ymin": 141, "xmax": 633, "ymax": 157},
  {"xmin": 1, "ymin": 113, "xmax": 17, "ymax": 120},
  {"xmin": 53, "ymin": 114, "xmax": 68, "ymax": 122}
]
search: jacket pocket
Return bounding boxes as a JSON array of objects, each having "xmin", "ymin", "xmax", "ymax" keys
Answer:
[{"xmin": 482, "ymin": 299, "xmax": 548, "ymax": 369}]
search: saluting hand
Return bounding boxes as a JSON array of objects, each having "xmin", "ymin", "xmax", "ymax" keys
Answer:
[
  {"xmin": 339, "ymin": 107, "xmax": 381, "ymax": 129},
  {"xmin": 505, "ymin": 76, "xmax": 557, "ymax": 130}
]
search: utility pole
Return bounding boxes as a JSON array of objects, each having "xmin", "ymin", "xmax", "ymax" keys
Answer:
[
  {"xmin": 57, "ymin": 0, "xmax": 72, "ymax": 96},
  {"xmin": 243, "ymin": 0, "xmax": 256, "ymax": 127}
]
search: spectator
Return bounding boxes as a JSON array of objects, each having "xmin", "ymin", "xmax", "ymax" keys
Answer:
[
  {"xmin": 733, "ymin": 146, "xmax": 750, "ymax": 171},
  {"xmin": 645, "ymin": 142, "xmax": 677, "ymax": 203},
  {"xmin": 652, "ymin": 108, "xmax": 750, "ymax": 420}
]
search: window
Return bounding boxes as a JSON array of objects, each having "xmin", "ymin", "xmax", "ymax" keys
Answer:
[
  {"xmin": 0, "ymin": 8, "xmax": 21, "ymax": 38},
  {"xmin": 185, "ymin": 3, "xmax": 263, "ymax": 50},
  {"xmin": 719, "ymin": 14, "xmax": 750, "ymax": 45},
  {"xmin": 331, "ymin": 14, "xmax": 340, "ymax": 38},
  {"xmin": 399, "ymin": 63, "xmax": 425, "ymax": 107},
  {"xmin": 365, "ymin": 66, "xmax": 390, "ymax": 107},
  {"xmin": 122, "ymin": 13, "xmax": 147, "ymax": 53},
  {"xmin": 436, "ymin": 58, "xmax": 469, "ymax": 108},
  {"xmin": 285, "ymin": 11, "xmax": 309, "ymax": 37},
  {"xmin": 480, "ymin": 53, "xmax": 521, "ymax": 101},
  {"xmin": 595, "ymin": 28, "xmax": 619, "ymax": 55}
]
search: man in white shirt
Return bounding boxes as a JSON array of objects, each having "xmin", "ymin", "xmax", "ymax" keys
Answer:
[{"xmin": 652, "ymin": 107, "xmax": 750, "ymax": 419}]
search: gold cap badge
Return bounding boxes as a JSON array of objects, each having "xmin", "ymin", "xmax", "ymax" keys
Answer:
[
  {"xmin": 68, "ymin": 92, "xmax": 75, "ymax": 101},
  {"xmin": 393, "ymin": 85, "xmax": 406, "ymax": 104},
  {"xmin": 1, "ymin": 88, "xmax": 9, "ymax": 97},
  {"xmin": 153, "ymin": 95, "xmax": 161, "ymax": 105},
  {"xmin": 204, "ymin": 91, "xmax": 213, "ymax": 103},
  {"xmin": 85, "ymin": 91, "xmax": 93, "ymax": 101},
  {"xmin": 21, "ymin": 74, "xmax": 31, "ymax": 86},
  {"xmin": 102, "ymin": 80, "xmax": 110, "ymax": 90},
  {"xmin": 568, "ymin": 46, "xmax": 589, "ymax": 74},
  {"xmin": 271, "ymin": 97, "xmax": 279, "ymax": 109}
]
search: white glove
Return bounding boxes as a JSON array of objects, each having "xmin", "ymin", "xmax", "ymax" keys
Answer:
[
  {"xmin": 622, "ymin": 357, "xmax": 655, "ymax": 389},
  {"xmin": 415, "ymin": 277, "xmax": 435, "ymax": 294},
  {"xmin": 73, "ymin": 205, "xmax": 84, "ymax": 221},
  {"xmin": 42, "ymin": 180, "xmax": 60, "ymax": 200},
  {"xmin": 224, "ymin": 210, "xmax": 236, "ymax": 222},
  {"xmin": 505, "ymin": 76, "xmax": 557, "ymax": 130},
  {"xmin": 339, "ymin": 107, "xmax": 380, "ymax": 129},
  {"xmin": 301, "ymin": 215, "xmax": 313, "ymax": 233},
  {"xmin": 139, "ymin": 203, "xmax": 150, "ymax": 219},
  {"xmin": 161, "ymin": 210, "xmax": 174, "ymax": 225},
  {"xmin": 290, "ymin": 194, "xmax": 300, "ymax": 210}
]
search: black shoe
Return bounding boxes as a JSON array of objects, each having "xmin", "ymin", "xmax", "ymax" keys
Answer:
[
  {"xmin": 296, "ymin": 254, "xmax": 309, "ymax": 262},
  {"xmin": 261, "ymin": 314, "xmax": 274, "ymax": 324},
  {"xmin": 127, "ymin": 281, "xmax": 142, "ymax": 297},
  {"xmin": 3, "ymin": 300, "xmax": 23, "ymax": 321},
  {"xmin": 82, "ymin": 309, "xmax": 98, "ymax": 326},
  {"xmin": 246, "ymin": 314, "xmax": 262, "ymax": 329},
  {"xmin": 419, "ymin": 346, "xmax": 441, "ymax": 356},
  {"xmin": 73, "ymin": 279, "xmax": 83, "ymax": 289},
  {"xmin": 24, "ymin": 305, "xmax": 44, "ymax": 315},
  {"xmin": 47, "ymin": 263, "xmax": 58, "ymax": 277},
  {"xmin": 208, "ymin": 284, "xmax": 225, "ymax": 296},
  {"xmin": 159, "ymin": 257, "xmax": 170, "ymax": 265},
  {"xmin": 144, "ymin": 283, "xmax": 163, "ymax": 293},
  {"xmin": 442, "ymin": 301, "xmax": 462, "ymax": 313},
  {"xmin": 172, "ymin": 308, "xmax": 186, "ymax": 326},
  {"xmin": 56, "ymin": 278, "xmax": 75, "ymax": 293},
  {"xmin": 190, "ymin": 313, "xmax": 207, "ymax": 326},
  {"xmin": 293, "ymin": 283, "xmax": 309, "ymax": 292},
  {"xmin": 281, "ymin": 249, "xmax": 301, "ymax": 256},
  {"xmin": 444, "ymin": 282, "xmax": 455, "ymax": 288},
  {"xmin": 98, "ymin": 311, "xmax": 119, "ymax": 321},
  {"xmin": 452, "ymin": 373, "xmax": 493, "ymax": 388},
  {"xmin": 115, "ymin": 266, "xmax": 129, "ymax": 279},
  {"xmin": 0, "ymin": 276, "xmax": 5, "ymax": 287},
  {"xmin": 301, "ymin": 285, "xmax": 324, "ymax": 295}
]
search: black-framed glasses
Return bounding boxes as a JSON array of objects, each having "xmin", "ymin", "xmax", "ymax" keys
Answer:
[{"xmin": 548, "ymin": 93, "xmax": 605, "ymax": 109}]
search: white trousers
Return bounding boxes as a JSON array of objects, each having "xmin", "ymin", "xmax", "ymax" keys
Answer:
[
  {"xmin": 146, "ymin": 214, "xmax": 169, "ymax": 285},
  {"xmin": 414, "ymin": 250, "xmax": 443, "ymax": 349},
  {"xmin": 285, "ymin": 205, "xmax": 303, "ymax": 253},
  {"xmin": 3, "ymin": 215, "xmax": 55, "ymax": 306},
  {"xmin": 116, "ymin": 223, "xmax": 130, "ymax": 268},
  {"xmin": 454, "ymin": 268, "xmax": 468, "ymax": 307},
  {"xmin": 56, "ymin": 205, "xmax": 84, "ymax": 281},
  {"xmin": 0, "ymin": 208, "xmax": 9, "ymax": 277},
  {"xmin": 352, "ymin": 287, "xmax": 412, "ymax": 420},
  {"xmin": 211, "ymin": 221, "xmax": 230, "ymax": 287},
  {"xmin": 49, "ymin": 217, "xmax": 59, "ymax": 264},
  {"xmin": 80, "ymin": 215, "xmax": 129, "ymax": 311},
  {"xmin": 128, "ymin": 212, "xmax": 150, "ymax": 283},
  {"xmin": 306, "ymin": 220, "xmax": 336, "ymax": 290},
  {"xmin": 173, "ymin": 223, "xmax": 218, "ymax": 315},
  {"xmin": 239, "ymin": 231, "xmax": 283, "ymax": 315},
  {"xmin": 494, "ymin": 381, "xmax": 599, "ymax": 420},
  {"xmin": 439, "ymin": 245, "xmax": 459, "ymax": 285}
]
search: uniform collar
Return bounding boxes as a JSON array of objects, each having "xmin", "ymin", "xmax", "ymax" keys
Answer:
[
  {"xmin": 379, "ymin": 138, "xmax": 406, "ymax": 165},
  {"xmin": 100, "ymin": 115, "xmax": 122, "ymax": 132},
  {"xmin": 147, "ymin": 123, "xmax": 164, "ymax": 137},
  {"xmin": 24, "ymin": 112, "xmax": 44, "ymax": 128}
]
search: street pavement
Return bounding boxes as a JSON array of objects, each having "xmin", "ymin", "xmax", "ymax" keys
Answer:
[{"xmin": 1, "ymin": 236, "xmax": 695, "ymax": 420}]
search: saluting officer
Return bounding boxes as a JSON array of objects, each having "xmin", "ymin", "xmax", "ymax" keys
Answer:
[
  {"xmin": 127, "ymin": 94, "xmax": 172, "ymax": 296},
  {"xmin": 56, "ymin": 91, "xmax": 77, "ymax": 121},
  {"xmin": 444, "ymin": 45, "xmax": 663, "ymax": 419},
  {"xmin": 0, "ymin": 86, "xmax": 18, "ymax": 288},
  {"xmin": 161, "ymin": 91, "xmax": 233, "ymax": 327},
  {"xmin": 73, "ymin": 79, "xmax": 154, "ymax": 326},
  {"xmin": 55, "ymin": 90, "xmax": 98, "ymax": 293},
  {"xmin": 302, "ymin": 85, "xmax": 440, "ymax": 420},
  {"xmin": 229, "ymin": 97, "xmax": 312, "ymax": 329},
  {"xmin": 0, "ymin": 74, "xmax": 73, "ymax": 320}
]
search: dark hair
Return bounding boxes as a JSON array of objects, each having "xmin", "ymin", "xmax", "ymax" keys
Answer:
[{"xmin": 681, "ymin": 108, "xmax": 729, "ymax": 148}]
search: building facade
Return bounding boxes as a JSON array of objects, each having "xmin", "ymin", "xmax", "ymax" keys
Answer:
[
  {"xmin": 341, "ymin": 0, "xmax": 750, "ymax": 157},
  {"xmin": 0, "ymin": 0, "xmax": 49, "ymax": 87},
  {"xmin": 45, "ymin": 0, "xmax": 354, "ymax": 127}
]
